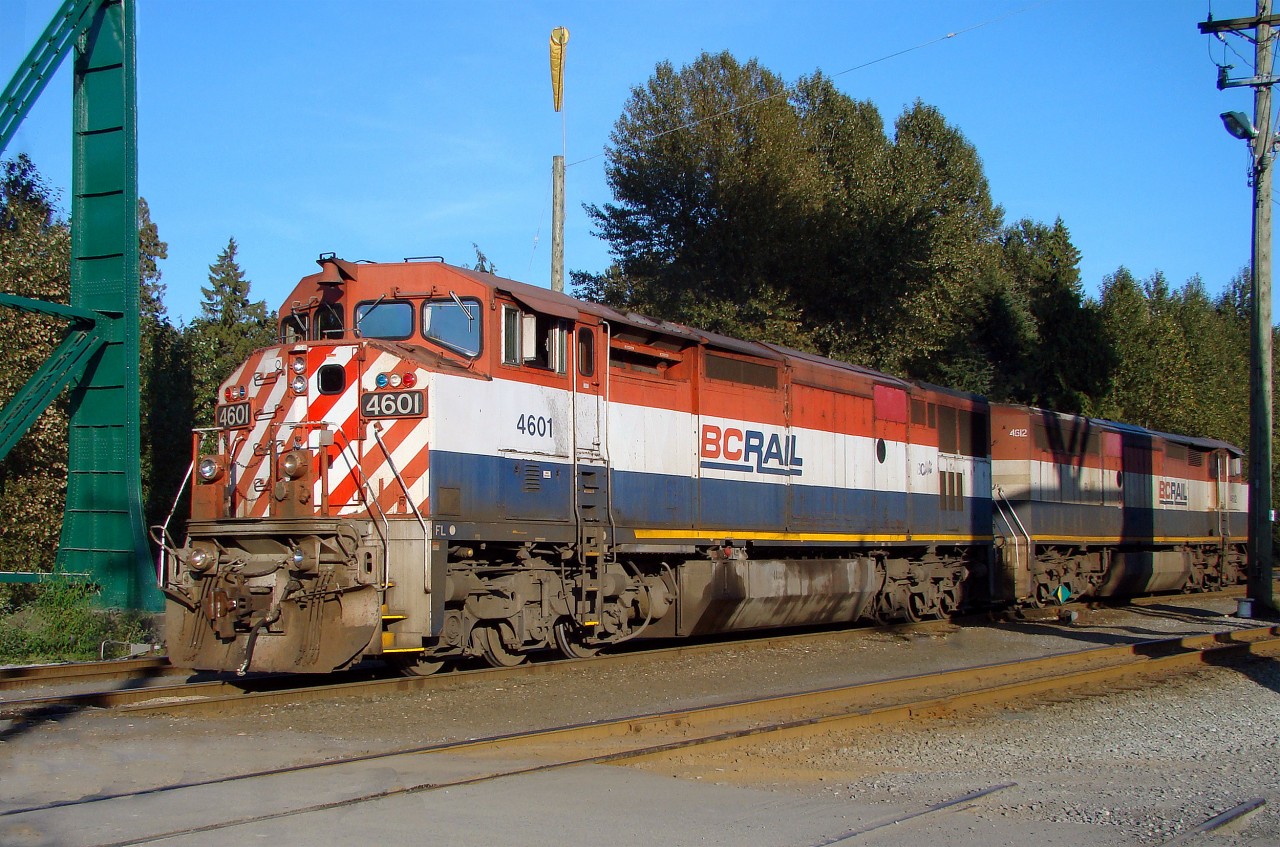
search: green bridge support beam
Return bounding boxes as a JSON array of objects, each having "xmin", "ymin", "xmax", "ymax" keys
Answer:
[
  {"xmin": 0, "ymin": 293, "xmax": 104, "ymax": 461},
  {"xmin": 0, "ymin": 0, "xmax": 158, "ymax": 611}
]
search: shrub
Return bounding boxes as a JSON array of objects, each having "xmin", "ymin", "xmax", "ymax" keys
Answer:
[{"xmin": 0, "ymin": 580, "xmax": 156, "ymax": 664}]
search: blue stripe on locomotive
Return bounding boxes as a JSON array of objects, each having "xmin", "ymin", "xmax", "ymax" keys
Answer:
[
  {"xmin": 429, "ymin": 449, "xmax": 991, "ymax": 541},
  {"xmin": 1009, "ymin": 500, "xmax": 1236, "ymax": 543}
]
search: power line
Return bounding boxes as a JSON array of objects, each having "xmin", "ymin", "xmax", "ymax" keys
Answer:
[{"xmin": 566, "ymin": 0, "xmax": 1051, "ymax": 170}]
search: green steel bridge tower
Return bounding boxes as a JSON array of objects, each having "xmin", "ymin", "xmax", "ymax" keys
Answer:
[{"xmin": 0, "ymin": 0, "xmax": 159, "ymax": 610}]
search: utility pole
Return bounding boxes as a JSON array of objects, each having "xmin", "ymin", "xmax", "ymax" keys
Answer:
[
  {"xmin": 1200, "ymin": 2, "xmax": 1278, "ymax": 614},
  {"xmin": 552, "ymin": 155, "xmax": 565, "ymax": 293}
]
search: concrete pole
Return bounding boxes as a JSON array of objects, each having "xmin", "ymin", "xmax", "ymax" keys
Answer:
[
  {"xmin": 1249, "ymin": 0, "xmax": 1275, "ymax": 612},
  {"xmin": 552, "ymin": 154, "xmax": 565, "ymax": 293}
]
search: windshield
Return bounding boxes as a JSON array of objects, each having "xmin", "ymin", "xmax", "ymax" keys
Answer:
[
  {"xmin": 422, "ymin": 298, "xmax": 482, "ymax": 357},
  {"xmin": 355, "ymin": 300, "xmax": 413, "ymax": 340}
]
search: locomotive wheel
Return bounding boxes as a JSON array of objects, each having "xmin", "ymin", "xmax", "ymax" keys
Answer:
[
  {"xmin": 902, "ymin": 592, "xmax": 926, "ymax": 622},
  {"xmin": 389, "ymin": 653, "xmax": 446, "ymax": 677},
  {"xmin": 473, "ymin": 623, "xmax": 527, "ymax": 668},
  {"xmin": 553, "ymin": 619, "xmax": 600, "ymax": 660}
]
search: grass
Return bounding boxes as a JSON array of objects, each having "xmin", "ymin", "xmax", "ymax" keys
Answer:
[{"xmin": 0, "ymin": 580, "xmax": 157, "ymax": 665}]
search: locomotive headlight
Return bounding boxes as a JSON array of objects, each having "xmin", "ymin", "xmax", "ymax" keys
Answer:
[
  {"xmin": 388, "ymin": 373, "xmax": 402, "ymax": 388},
  {"xmin": 188, "ymin": 547, "xmax": 215, "ymax": 572},
  {"xmin": 291, "ymin": 356, "xmax": 306, "ymax": 374},
  {"xmin": 291, "ymin": 374, "xmax": 307, "ymax": 394},
  {"xmin": 290, "ymin": 547, "xmax": 306, "ymax": 567},
  {"xmin": 197, "ymin": 457, "xmax": 224, "ymax": 483},
  {"xmin": 280, "ymin": 449, "xmax": 308, "ymax": 479}
]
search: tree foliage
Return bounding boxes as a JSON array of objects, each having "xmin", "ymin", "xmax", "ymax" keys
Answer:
[
  {"xmin": 185, "ymin": 237, "xmax": 276, "ymax": 427},
  {"xmin": 579, "ymin": 53, "xmax": 1004, "ymax": 378},
  {"xmin": 1093, "ymin": 266, "xmax": 1252, "ymax": 447},
  {"xmin": 137, "ymin": 198, "xmax": 192, "ymax": 534},
  {"xmin": 0, "ymin": 155, "xmax": 71, "ymax": 578}
]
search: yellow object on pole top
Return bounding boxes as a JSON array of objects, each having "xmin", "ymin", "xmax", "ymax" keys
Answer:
[{"xmin": 550, "ymin": 26, "xmax": 569, "ymax": 112}]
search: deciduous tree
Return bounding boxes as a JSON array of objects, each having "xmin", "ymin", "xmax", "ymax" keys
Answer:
[{"xmin": 0, "ymin": 155, "xmax": 70, "ymax": 577}]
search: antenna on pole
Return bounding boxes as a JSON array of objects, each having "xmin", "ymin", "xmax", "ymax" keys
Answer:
[{"xmin": 549, "ymin": 26, "xmax": 569, "ymax": 293}]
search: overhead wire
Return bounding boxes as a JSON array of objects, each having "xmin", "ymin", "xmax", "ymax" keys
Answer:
[{"xmin": 565, "ymin": 0, "xmax": 1051, "ymax": 170}]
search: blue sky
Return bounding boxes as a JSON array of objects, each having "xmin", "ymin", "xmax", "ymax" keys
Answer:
[{"xmin": 0, "ymin": 0, "xmax": 1269, "ymax": 324}]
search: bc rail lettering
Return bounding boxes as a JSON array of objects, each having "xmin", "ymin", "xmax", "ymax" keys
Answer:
[
  {"xmin": 1158, "ymin": 479, "xmax": 1189, "ymax": 507},
  {"xmin": 700, "ymin": 424, "xmax": 803, "ymax": 476}
]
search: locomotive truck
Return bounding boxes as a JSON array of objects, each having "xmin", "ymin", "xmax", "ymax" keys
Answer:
[{"xmin": 158, "ymin": 256, "xmax": 1248, "ymax": 674}]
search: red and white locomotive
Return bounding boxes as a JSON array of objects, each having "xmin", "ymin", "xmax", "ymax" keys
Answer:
[{"xmin": 159, "ymin": 256, "xmax": 1248, "ymax": 674}]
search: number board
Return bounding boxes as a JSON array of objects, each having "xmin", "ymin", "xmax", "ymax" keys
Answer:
[
  {"xmin": 361, "ymin": 390, "xmax": 425, "ymax": 418},
  {"xmin": 216, "ymin": 402, "xmax": 252, "ymax": 429}
]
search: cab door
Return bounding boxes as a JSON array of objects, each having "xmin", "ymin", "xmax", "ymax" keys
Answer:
[{"xmin": 495, "ymin": 305, "xmax": 574, "ymax": 523}]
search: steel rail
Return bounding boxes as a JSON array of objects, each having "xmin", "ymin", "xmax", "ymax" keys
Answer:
[
  {"xmin": 0, "ymin": 656, "xmax": 171, "ymax": 690},
  {"xmin": 1159, "ymin": 797, "xmax": 1268, "ymax": 845},
  {"xmin": 7, "ymin": 624, "xmax": 1276, "ymax": 847},
  {"xmin": 809, "ymin": 782, "xmax": 1019, "ymax": 845},
  {"xmin": 410, "ymin": 625, "xmax": 1280, "ymax": 766}
]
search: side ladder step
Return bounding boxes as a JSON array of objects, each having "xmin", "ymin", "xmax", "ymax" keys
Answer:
[{"xmin": 382, "ymin": 631, "xmax": 425, "ymax": 651}]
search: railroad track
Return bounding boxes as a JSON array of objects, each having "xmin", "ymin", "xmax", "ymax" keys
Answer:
[
  {"xmin": 3, "ymin": 622, "xmax": 1276, "ymax": 847},
  {"xmin": 0, "ymin": 587, "xmax": 1254, "ymax": 718},
  {"xmin": 0, "ymin": 616, "xmax": 965, "ymax": 719},
  {"xmin": 0, "ymin": 655, "xmax": 173, "ymax": 691},
  {"xmin": 1, "ymin": 585, "xmax": 1249, "ymax": 690},
  {"xmin": 0, "ymin": 591, "xmax": 1254, "ymax": 721}
]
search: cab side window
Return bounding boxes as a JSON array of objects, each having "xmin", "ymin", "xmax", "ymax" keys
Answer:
[
  {"xmin": 280, "ymin": 313, "xmax": 308, "ymax": 344},
  {"xmin": 501, "ymin": 304, "xmax": 566, "ymax": 373},
  {"xmin": 577, "ymin": 327, "xmax": 595, "ymax": 377},
  {"xmin": 315, "ymin": 304, "xmax": 344, "ymax": 339}
]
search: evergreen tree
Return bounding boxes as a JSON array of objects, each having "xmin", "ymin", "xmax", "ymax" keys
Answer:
[
  {"xmin": 862, "ymin": 101, "xmax": 1003, "ymax": 381},
  {"xmin": 978, "ymin": 218, "xmax": 1112, "ymax": 411},
  {"xmin": 1095, "ymin": 269, "xmax": 1202, "ymax": 434},
  {"xmin": 471, "ymin": 243, "xmax": 498, "ymax": 275},
  {"xmin": 136, "ymin": 199, "xmax": 192, "ymax": 539},
  {"xmin": 185, "ymin": 238, "xmax": 276, "ymax": 427}
]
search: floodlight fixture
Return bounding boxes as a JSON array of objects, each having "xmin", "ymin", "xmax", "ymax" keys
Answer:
[{"xmin": 1221, "ymin": 110, "xmax": 1258, "ymax": 140}]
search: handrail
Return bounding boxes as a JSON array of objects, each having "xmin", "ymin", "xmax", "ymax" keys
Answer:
[
  {"xmin": 370, "ymin": 422, "xmax": 431, "ymax": 593},
  {"xmin": 992, "ymin": 485, "xmax": 1033, "ymax": 593},
  {"xmin": 331, "ymin": 426, "xmax": 393, "ymax": 590},
  {"xmin": 154, "ymin": 458, "xmax": 195, "ymax": 588}
]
